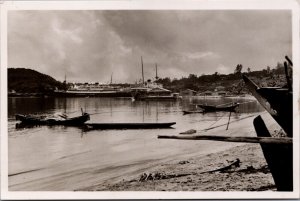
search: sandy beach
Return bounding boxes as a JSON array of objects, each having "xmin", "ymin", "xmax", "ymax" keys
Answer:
[
  {"xmin": 79, "ymin": 112, "xmax": 282, "ymax": 191},
  {"xmin": 81, "ymin": 144, "xmax": 276, "ymax": 191}
]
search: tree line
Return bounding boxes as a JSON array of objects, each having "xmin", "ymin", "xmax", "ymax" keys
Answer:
[{"xmin": 155, "ymin": 62, "xmax": 290, "ymax": 93}]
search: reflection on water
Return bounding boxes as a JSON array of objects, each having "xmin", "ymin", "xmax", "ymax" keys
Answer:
[
  {"xmin": 8, "ymin": 96, "xmax": 262, "ymax": 118},
  {"xmin": 8, "ymin": 96, "xmax": 264, "ymax": 190},
  {"xmin": 8, "ymin": 97, "xmax": 263, "ymax": 134}
]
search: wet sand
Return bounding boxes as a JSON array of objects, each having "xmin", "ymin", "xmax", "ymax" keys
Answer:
[
  {"xmin": 80, "ymin": 112, "xmax": 280, "ymax": 191},
  {"xmin": 85, "ymin": 144, "xmax": 276, "ymax": 191}
]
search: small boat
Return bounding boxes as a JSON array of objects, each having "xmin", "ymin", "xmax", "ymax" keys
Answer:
[
  {"xmin": 15, "ymin": 113, "xmax": 90, "ymax": 126},
  {"xmin": 182, "ymin": 110, "xmax": 204, "ymax": 115},
  {"xmin": 197, "ymin": 103, "xmax": 239, "ymax": 112},
  {"xmin": 84, "ymin": 122, "xmax": 176, "ymax": 130}
]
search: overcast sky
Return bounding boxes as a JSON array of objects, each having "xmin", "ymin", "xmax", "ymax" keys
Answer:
[{"xmin": 8, "ymin": 10, "xmax": 291, "ymax": 83}]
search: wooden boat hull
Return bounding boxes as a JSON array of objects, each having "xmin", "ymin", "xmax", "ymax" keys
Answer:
[
  {"xmin": 243, "ymin": 74, "xmax": 293, "ymax": 191},
  {"xmin": 197, "ymin": 104, "xmax": 239, "ymax": 112},
  {"xmin": 254, "ymin": 115, "xmax": 293, "ymax": 191},
  {"xmin": 242, "ymin": 75, "xmax": 292, "ymax": 137},
  {"xmin": 16, "ymin": 113, "xmax": 90, "ymax": 126},
  {"xmin": 84, "ymin": 122, "xmax": 176, "ymax": 130},
  {"xmin": 182, "ymin": 110, "xmax": 204, "ymax": 115}
]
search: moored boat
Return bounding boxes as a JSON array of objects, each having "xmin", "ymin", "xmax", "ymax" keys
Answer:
[
  {"xmin": 84, "ymin": 122, "xmax": 176, "ymax": 130},
  {"xmin": 197, "ymin": 103, "xmax": 239, "ymax": 112},
  {"xmin": 182, "ymin": 110, "xmax": 204, "ymax": 115},
  {"xmin": 16, "ymin": 113, "xmax": 90, "ymax": 126},
  {"xmin": 131, "ymin": 57, "xmax": 182, "ymax": 101}
]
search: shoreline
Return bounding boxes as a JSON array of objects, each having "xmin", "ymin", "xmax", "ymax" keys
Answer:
[
  {"xmin": 80, "ymin": 113, "xmax": 281, "ymax": 191},
  {"xmin": 9, "ymin": 112, "xmax": 280, "ymax": 191},
  {"xmin": 82, "ymin": 143, "xmax": 275, "ymax": 191}
]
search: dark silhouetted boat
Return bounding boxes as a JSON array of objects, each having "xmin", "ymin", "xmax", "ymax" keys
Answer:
[
  {"xmin": 243, "ymin": 75, "xmax": 292, "ymax": 136},
  {"xmin": 182, "ymin": 110, "xmax": 204, "ymax": 115},
  {"xmin": 84, "ymin": 122, "xmax": 176, "ymax": 130},
  {"xmin": 196, "ymin": 103, "xmax": 239, "ymax": 112},
  {"xmin": 16, "ymin": 113, "xmax": 90, "ymax": 126},
  {"xmin": 242, "ymin": 56, "xmax": 293, "ymax": 191}
]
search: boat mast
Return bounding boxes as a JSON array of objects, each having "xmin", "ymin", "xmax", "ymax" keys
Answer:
[
  {"xmin": 63, "ymin": 74, "xmax": 67, "ymax": 91},
  {"xmin": 141, "ymin": 56, "xmax": 145, "ymax": 86},
  {"xmin": 111, "ymin": 73, "xmax": 113, "ymax": 84},
  {"xmin": 155, "ymin": 63, "xmax": 158, "ymax": 81}
]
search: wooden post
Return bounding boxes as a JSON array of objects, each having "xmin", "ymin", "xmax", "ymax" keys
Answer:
[
  {"xmin": 226, "ymin": 111, "xmax": 232, "ymax": 130},
  {"xmin": 253, "ymin": 115, "xmax": 293, "ymax": 191}
]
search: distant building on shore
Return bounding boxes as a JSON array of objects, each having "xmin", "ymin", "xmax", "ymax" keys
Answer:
[
  {"xmin": 180, "ymin": 89, "xmax": 197, "ymax": 96},
  {"xmin": 198, "ymin": 86, "xmax": 229, "ymax": 97}
]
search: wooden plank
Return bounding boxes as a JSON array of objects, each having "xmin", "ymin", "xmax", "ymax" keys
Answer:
[
  {"xmin": 254, "ymin": 115, "xmax": 293, "ymax": 191},
  {"xmin": 158, "ymin": 135, "xmax": 292, "ymax": 144}
]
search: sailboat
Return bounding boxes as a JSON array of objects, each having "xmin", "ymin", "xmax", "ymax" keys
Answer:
[{"xmin": 131, "ymin": 57, "xmax": 182, "ymax": 101}]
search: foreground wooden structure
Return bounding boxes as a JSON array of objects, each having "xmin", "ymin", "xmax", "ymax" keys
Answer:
[
  {"xmin": 158, "ymin": 134, "xmax": 292, "ymax": 144},
  {"xmin": 253, "ymin": 115, "xmax": 293, "ymax": 191}
]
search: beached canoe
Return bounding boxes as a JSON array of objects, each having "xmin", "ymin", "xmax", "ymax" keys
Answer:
[
  {"xmin": 84, "ymin": 122, "xmax": 176, "ymax": 130},
  {"xmin": 15, "ymin": 113, "xmax": 90, "ymax": 126}
]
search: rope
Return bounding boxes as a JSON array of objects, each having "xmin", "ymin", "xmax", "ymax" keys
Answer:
[
  {"xmin": 202, "ymin": 112, "xmax": 267, "ymax": 131},
  {"xmin": 205, "ymin": 112, "xmax": 227, "ymax": 129}
]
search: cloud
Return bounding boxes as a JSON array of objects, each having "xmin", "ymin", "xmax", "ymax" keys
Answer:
[
  {"xmin": 216, "ymin": 64, "xmax": 230, "ymax": 74},
  {"xmin": 183, "ymin": 51, "xmax": 219, "ymax": 60},
  {"xmin": 8, "ymin": 10, "xmax": 292, "ymax": 83}
]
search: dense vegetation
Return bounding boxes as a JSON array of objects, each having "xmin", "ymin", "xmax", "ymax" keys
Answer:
[
  {"xmin": 8, "ymin": 68, "xmax": 64, "ymax": 93},
  {"xmin": 155, "ymin": 62, "xmax": 291, "ymax": 93}
]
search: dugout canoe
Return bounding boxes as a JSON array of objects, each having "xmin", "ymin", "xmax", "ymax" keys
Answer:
[{"xmin": 84, "ymin": 122, "xmax": 176, "ymax": 130}]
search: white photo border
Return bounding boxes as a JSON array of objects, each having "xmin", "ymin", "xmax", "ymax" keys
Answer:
[{"xmin": 1, "ymin": 0, "xmax": 299, "ymax": 199}]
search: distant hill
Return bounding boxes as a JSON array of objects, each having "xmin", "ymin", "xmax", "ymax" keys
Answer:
[{"xmin": 8, "ymin": 68, "xmax": 64, "ymax": 93}]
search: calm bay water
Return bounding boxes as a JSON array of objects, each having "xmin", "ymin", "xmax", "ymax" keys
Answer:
[{"xmin": 8, "ymin": 96, "xmax": 263, "ymax": 190}]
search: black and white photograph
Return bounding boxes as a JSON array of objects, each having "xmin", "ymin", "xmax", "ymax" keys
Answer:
[{"xmin": 1, "ymin": 0, "xmax": 299, "ymax": 199}]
